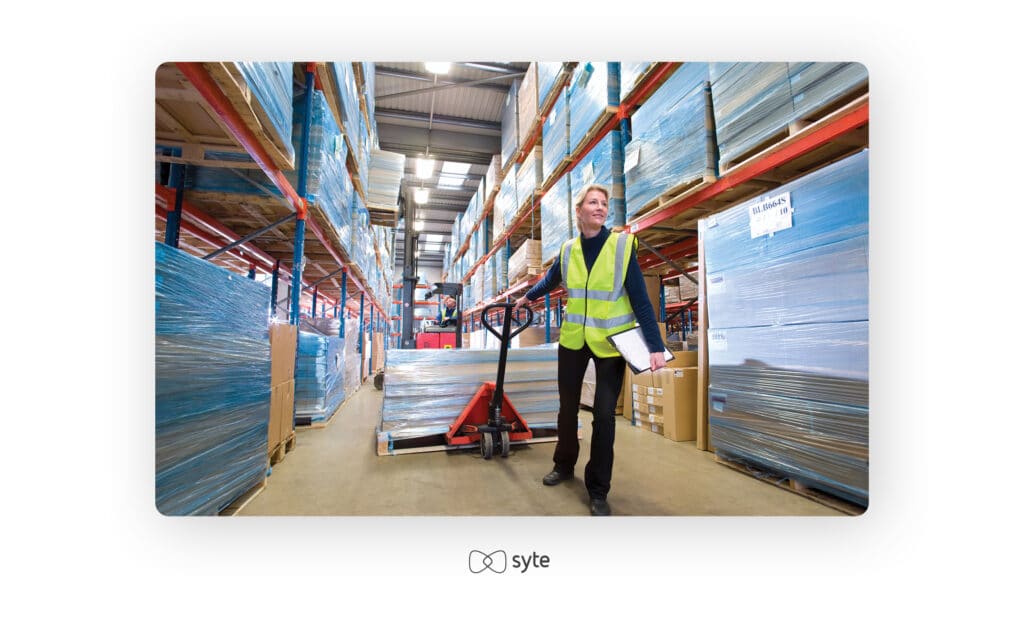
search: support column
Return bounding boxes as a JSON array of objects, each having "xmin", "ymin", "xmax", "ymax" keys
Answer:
[
  {"xmin": 312, "ymin": 286, "xmax": 319, "ymax": 319},
  {"xmin": 544, "ymin": 293, "xmax": 551, "ymax": 343},
  {"xmin": 164, "ymin": 151, "xmax": 184, "ymax": 248},
  {"xmin": 339, "ymin": 271, "xmax": 347, "ymax": 338},
  {"xmin": 270, "ymin": 260, "xmax": 280, "ymax": 318},
  {"xmin": 359, "ymin": 292, "xmax": 365, "ymax": 380},
  {"xmin": 289, "ymin": 66, "xmax": 316, "ymax": 326}
]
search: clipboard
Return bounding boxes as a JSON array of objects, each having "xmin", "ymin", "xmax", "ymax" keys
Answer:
[{"xmin": 606, "ymin": 326, "xmax": 676, "ymax": 375}]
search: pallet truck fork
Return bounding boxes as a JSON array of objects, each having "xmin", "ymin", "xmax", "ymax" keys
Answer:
[{"xmin": 446, "ymin": 303, "xmax": 534, "ymax": 459}]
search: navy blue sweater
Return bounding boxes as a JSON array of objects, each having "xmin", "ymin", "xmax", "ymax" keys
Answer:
[{"xmin": 526, "ymin": 227, "xmax": 665, "ymax": 354}]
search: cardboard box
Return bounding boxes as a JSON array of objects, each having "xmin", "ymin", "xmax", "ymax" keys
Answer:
[
  {"xmin": 269, "ymin": 323, "xmax": 298, "ymax": 386},
  {"xmin": 625, "ymin": 366, "xmax": 698, "ymax": 441},
  {"xmin": 269, "ymin": 378, "xmax": 295, "ymax": 451},
  {"xmin": 517, "ymin": 62, "xmax": 540, "ymax": 147}
]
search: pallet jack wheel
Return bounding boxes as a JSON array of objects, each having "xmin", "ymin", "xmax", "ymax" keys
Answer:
[
  {"xmin": 481, "ymin": 432, "xmax": 494, "ymax": 460},
  {"xmin": 500, "ymin": 431, "xmax": 510, "ymax": 458}
]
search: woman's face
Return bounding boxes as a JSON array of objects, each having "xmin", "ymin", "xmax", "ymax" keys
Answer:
[{"xmin": 576, "ymin": 189, "xmax": 609, "ymax": 232}]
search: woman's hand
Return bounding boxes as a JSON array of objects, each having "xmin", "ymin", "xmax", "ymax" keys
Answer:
[
  {"xmin": 512, "ymin": 296, "xmax": 529, "ymax": 312},
  {"xmin": 650, "ymin": 351, "xmax": 666, "ymax": 372}
]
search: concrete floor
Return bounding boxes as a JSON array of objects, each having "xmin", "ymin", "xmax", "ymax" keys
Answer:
[{"xmin": 241, "ymin": 383, "xmax": 842, "ymax": 516}]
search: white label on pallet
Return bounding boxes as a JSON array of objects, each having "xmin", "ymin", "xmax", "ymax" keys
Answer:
[
  {"xmin": 748, "ymin": 192, "xmax": 792, "ymax": 238},
  {"xmin": 582, "ymin": 162, "xmax": 595, "ymax": 186},
  {"xmin": 624, "ymin": 143, "xmax": 641, "ymax": 173},
  {"xmin": 708, "ymin": 273, "xmax": 725, "ymax": 295},
  {"xmin": 709, "ymin": 330, "xmax": 728, "ymax": 351}
]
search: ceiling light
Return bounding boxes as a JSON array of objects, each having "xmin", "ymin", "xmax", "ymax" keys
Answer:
[
  {"xmin": 416, "ymin": 157, "xmax": 435, "ymax": 179},
  {"xmin": 424, "ymin": 62, "xmax": 451, "ymax": 74},
  {"xmin": 441, "ymin": 161, "xmax": 471, "ymax": 175},
  {"xmin": 414, "ymin": 188, "xmax": 430, "ymax": 204},
  {"xmin": 414, "ymin": 220, "xmax": 424, "ymax": 231}
]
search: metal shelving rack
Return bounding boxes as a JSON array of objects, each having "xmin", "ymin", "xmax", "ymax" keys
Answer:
[{"xmin": 156, "ymin": 62, "xmax": 393, "ymax": 366}]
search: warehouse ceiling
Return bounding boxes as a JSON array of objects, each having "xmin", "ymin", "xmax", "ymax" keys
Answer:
[{"xmin": 374, "ymin": 61, "xmax": 529, "ymax": 270}]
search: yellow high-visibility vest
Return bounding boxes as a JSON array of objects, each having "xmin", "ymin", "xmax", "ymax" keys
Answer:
[{"xmin": 558, "ymin": 231, "xmax": 636, "ymax": 358}]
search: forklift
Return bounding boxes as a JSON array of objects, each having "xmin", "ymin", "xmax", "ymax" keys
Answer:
[{"xmin": 417, "ymin": 282, "xmax": 463, "ymax": 349}]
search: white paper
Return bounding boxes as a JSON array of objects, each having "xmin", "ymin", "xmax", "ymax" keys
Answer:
[
  {"xmin": 582, "ymin": 162, "xmax": 595, "ymax": 186},
  {"xmin": 709, "ymin": 329, "xmax": 728, "ymax": 352},
  {"xmin": 624, "ymin": 143, "xmax": 641, "ymax": 173},
  {"xmin": 708, "ymin": 273, "xmax": 725, "ymax": 295},
  {"xmin": 748, "ymin": 192, "xmax": 793, "ymax": 238},
  {"xmin": 607, "ymin": 326, "xmax": 675, "ymax": 373}
]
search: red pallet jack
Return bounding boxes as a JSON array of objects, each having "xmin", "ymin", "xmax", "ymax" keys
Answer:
[{"xmin": 446, "ymin": 303, "xmax": 535, "ymax": 459}]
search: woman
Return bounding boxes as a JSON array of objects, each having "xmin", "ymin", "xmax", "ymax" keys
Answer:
[{"xmin": 513, "ymin": 184, "xmax": 665, "ymax": 516}]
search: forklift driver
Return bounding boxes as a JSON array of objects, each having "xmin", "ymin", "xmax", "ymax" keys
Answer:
[{"xmin": 437, "ymin": 296, "xmax": 459, "ymax": 327}]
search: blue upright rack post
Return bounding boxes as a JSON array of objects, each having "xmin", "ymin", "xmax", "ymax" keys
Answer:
[
  {"xmin": 359, "ymin": 292, "xmax": 365, "ymax": 380},
  {"xmin": 270, "ymin": 260, "xmax": 280, "ymax": 318},
  {"xmin": 545, "ymin": 293, "xmax": 551, "ymax": 343},
  {"xmin": 660, "ymin": 283, "xmax": 666, "ymax": 322},
  {"xmin": 369, "ymin": 305, "xmax": 375, "ymax": 373},
  {"xmin": 164, "ymin": 148, "xmax": 183, "ymax": 249},
  {"xmin": 312, "ymin": 286, "xmax": 318, "ymax": 318},
  {"xmin": 607, "ymin": 62, "xmax": 626, "ymax": 227},
  {"xmin": 339, "ymin": 271, "xmax": 347, "ymax": 338},
  {"xmin": 290, "ymin": 67, "xmax": 316, "ymax": 326}
]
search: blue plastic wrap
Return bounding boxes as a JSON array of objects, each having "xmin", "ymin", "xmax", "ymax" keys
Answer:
[
  {"xmin": 379, "ymin": 347, "xmax": 561, "ymax": 440},
  {"xmin": 367, "ymin": 149, "xmax": 404, "ymax": 208},
  {"xmin": 332, "ymin": 62, "xmax": 361, "ymax": 155},
  {"xmin": 236, "ymin": 62, "xmax": 295, "ymax": 165},
  {"xmin": 542, "ymin": 86, "xmax": 569, "ymax": 183},
  {"xmin": 625, "ymin": 63, "xmax": 714, "ymax": 220},
  {"xmin": 620, "ymin": 62, "xmax": 652, "ymax": 101},
  {"xmin": 495, "ymin": 243, "xmax": 508, "ymax": 294},
  {"xmin": 516, "ymin": 147, "xmax": 543, "ymax": 216},
  {"xmin": 700, "ymin": 149, "xmax": 868, "ymax": 274},
  {"xmin": 568, "ymin": 63, "xmax": 612, "ymax": 157},
  {"xmin": 537, "ymin": 62, "xmax": 563, "ymax": 109},
  {"xmin": 541, "ymin": 173, "xmax": 574, "ymax": 265},
  {"xmin": 703, "ymin": 149, "xmax": 869, "ymax": 505},
  {"xmin": 295, "ymin": 330, "xmax": 347, "ymax": 423},
  {"xmin": 707, "ymin": 235, "xmax": 868, "ymax": 329},
  {"xmin": 568, "ymin": 132, "xmax": 618, "ymax": 230},
  {"xmin": 501, "ymin": 78, "xmax": 520, "ymax": 167},
  {"xmin": 155, "ymin": 242, "xmax": 270, "ymax": 515},
  {"xmin": 482, "ymin": 254, "xmax": 495, "ymax": 301},
  {"xmin": 485, "ymin": 154, "xmax": 501, "ymax": 200},
  {"xmin": 709, "ymin": 63, "xmax": 793, "ymax": 167},
  {"xmin": 709, "ymin": 388, "xmax": 868, "ymax": 505},
  {"xmin": 787, "ymin": 62, "xmax": 867, "ymax": 121},
  {"xmin": 710, "ymin": 63, "xmax": 867, "ymax": 170},
  {"xmin": 362, "ymin": 62, "xmax": 376, "ymax": 125},
  {"xmin": 495, "ymin": 162, "xmax": 519, "ymax": 237}
]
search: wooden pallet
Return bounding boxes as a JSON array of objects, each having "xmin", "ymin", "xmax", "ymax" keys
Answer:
[
  {"xmin": 626, "ymin": 173, "xmax": 718, "ymax": 223},
  {"xmin": 507, "ymin": 266, "xmax": 543, "ymax": 285},
  {"xmin": 719, "ymin": 87, "xmax": 868, "ymax": 174},
  {"xmin": 714, "ymin": 455, "xmax": 866, "ymax": 516},
  {"xmin": 268, "ymin": 431, "xmax": 296, "ymax": 466},
  {"xmin": 218, "ymin": 473, "xmax": 268, "ymax": 516},
  {"xmin": 376, "ymin": 425, "xmax": 577, "ymax": 457}
]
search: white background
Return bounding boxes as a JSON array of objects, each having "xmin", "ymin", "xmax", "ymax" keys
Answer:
[{"xmin": 4, "ymin": 0, "xmax": 1021, "ymax": 621}]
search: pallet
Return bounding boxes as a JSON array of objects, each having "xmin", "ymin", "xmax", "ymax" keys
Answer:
[
  {"xmin": 719, "ymin": 88, "xmax": 868, "ymax": 174},
  {"xmin": 268, "ymin": 431, "xmax": 296, "ymax": 466},
  {"xmin": 626, "ymin": 174, "xmax": 718, "ymax": 223},
  {"xmin": 377, "ymin": 425, "xmax": 578, "ymax": 457},
  {"xmin": 218, "ymin": 473, "xmax": 268, "ymax": 516},
  {"xmin": 507, "ymin": 266, "xmax": 543, "ymax": 285},
  {"xmin": 714, "ymin": 455, "xmax": 866, "ymax": 516}
]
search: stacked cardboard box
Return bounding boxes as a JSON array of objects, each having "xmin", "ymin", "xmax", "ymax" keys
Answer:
[
  {"xmin": 508, "ymin": 239, "xmax": 543, "ymax": 283},
  {"xmin": 518, "ymin": 62, "xmax": 540, "ymax": 147},
  {"xmin": 269, "ymin": 323, "xmax": 297, "ymax": 455},
  {"xmin": 628, "ymin": 367, "xmax": 698, "ymax": 441}
]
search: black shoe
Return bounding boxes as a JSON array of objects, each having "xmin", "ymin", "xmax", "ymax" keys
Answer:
[
  {"xmin": 589, "ymin": 498, "xmax": 611, "ymax": 516},
  {"xmin": 542, "ymin": 468, "xmax": 572, "ymax": 486}
]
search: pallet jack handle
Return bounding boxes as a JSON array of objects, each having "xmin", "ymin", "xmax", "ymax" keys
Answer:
[{"xmin": 481, "ymin": 303, "xmax": 533, "ymax": 422}]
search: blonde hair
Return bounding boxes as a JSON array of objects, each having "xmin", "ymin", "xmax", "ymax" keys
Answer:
[{"xmin": 574, "ymin": 184, "xmax": 610, "ymax": 232}]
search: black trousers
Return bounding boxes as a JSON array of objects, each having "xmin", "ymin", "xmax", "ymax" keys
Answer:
[{"xmin": 553, "ymin": 342, "xmax": 627, "ymax": 500}]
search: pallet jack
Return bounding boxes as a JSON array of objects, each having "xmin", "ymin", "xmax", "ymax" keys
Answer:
[{"xmin": 446, "ymin": 303, "xmax": 534, "ymax": 459}]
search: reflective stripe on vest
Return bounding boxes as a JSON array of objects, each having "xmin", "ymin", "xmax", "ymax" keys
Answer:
[{"xmin": 558, "ymin": 231, "xmax": 636, "ymax": 358}]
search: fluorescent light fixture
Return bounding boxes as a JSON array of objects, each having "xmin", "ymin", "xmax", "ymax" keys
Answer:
[
  {"xmin": 414, "ymin": 220, "xmax": 424, "ymax": 231},
  {"xmin": 424, "ymin": 233, "xmax": 443, "ymax": 242},
  {"xmin": 415, "ymin": 158, "xmax": 435, "ymax": 179},
  {"xmin": 414, "ymin": 188, "xmax": 430, "ymax": 204},
  {"xmin": 423, "ymin": 243, "xmax": 441, "ymax": 252},
  {"xmin": 424, "ymin": 62, "xmax": 451, "ymax": 74}
]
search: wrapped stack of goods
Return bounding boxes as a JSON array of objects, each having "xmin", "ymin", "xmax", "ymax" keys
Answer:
[
  {"xmin": 702, "ymin": 149, "xmax": 869, "ymax": 507},
  {"xmin": 569, "ymin": 131, "xmax": 622, "ymax": 229},
  {"xmin": 155, "ymin": 242, "xmax": 271, "ymax": 515},
  {"xmin": 624, "ymin": 62, "xmax": 715, "ymax": 221},
  {"xmin": 567, "ymin": 62, "xmax": 612, "ymax": 158},
  {"xmin": 378, "ymin": 347, "xmax": 563, "ymax": 452},
  {"xmin": 540, "ymin": 173, "xmax": 574, "ymax": 265},
  {"xmin": 541, "ymin": 84, "xmax": 570, "ymax": 184},
  {"xmin": 620, "ymin": 62, "xmax": 653, "ymax": 103},
  {"xmin": 500, "ymin": 79, "xmax": 520, "ymax": 169},
  {"xmin": 234, "ymin": 62, "xmax": 295, "ymax": 165},
  {"xmin": 709, "ymin": 62, "xmax": 868, "ymax": 172},
  {"xmin": 366, "ymin": 149, "xmax": 406, "ymax": 210},
  {"xmin": 294, "ymin": 317, "xmax": 348, "ymax": 426}
]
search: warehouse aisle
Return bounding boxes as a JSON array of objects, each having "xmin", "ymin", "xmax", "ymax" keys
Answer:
[{"xmin": 241, "ymin": 383, "xmax": 842, "ymax": 516}]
